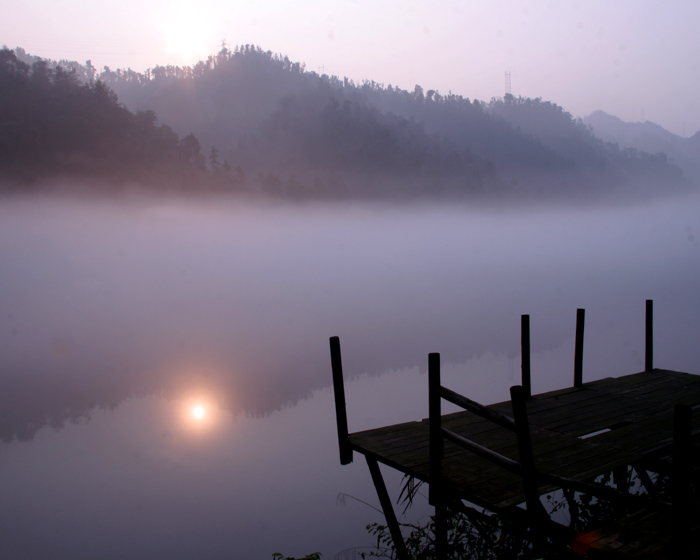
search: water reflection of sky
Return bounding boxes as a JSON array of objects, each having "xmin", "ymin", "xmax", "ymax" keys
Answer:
[
  {"xmin": 0, "ymin": 389, "xmax": 387, "ymax": 559},
  {"xmin": 0, "ymin": 193, "xmax": 699, "ymax": 558}
]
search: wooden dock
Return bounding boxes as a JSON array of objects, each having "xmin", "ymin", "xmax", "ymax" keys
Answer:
[{"xmin": 330, "ymin": 301, "xmax": 700, "ymax": 558}]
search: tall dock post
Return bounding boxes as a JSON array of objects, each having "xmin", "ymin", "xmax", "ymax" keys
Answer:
[
  {"xmin": 645, "ymin": 300, "xmax": 653, "ymax": 371},
  {"xmin": 330, "ymin": 337, "xmax": 352, "ymax": 465},
  {"xmin": 672, "ymin": 404, "xmax": 692, "ymax": 554},
  {"xmin": 511, "ymin": 385, "xmax": 547, "ymax": 550},
  {"xmin": 574, "ymin": 308, "xmax": 585, "ymax": 388},
  {"xmin": 521, "ymin": 315, "xmax": 532, "ymax": 398},
  {"xmin": 428, "ymin": 352, "xmax": 447, "ymax": 559}
]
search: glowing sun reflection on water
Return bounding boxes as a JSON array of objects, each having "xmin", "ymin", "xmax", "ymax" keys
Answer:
[
  {"xmin": 176, "ymin": 394, "xmax": 226, "ymax": 437},
  {"xmin": 165, "ymin": 363, "xmax": 233, "ymax": 437},
  {"xmin": 192, "ymin": 405, "xmax": 206, "ymax": 419}
]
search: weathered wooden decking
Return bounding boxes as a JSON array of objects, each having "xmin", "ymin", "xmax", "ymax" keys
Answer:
[
  {"xmin": 330, "ymin": 301, "xmax": 700, "ymax": 558},
  {"xmin": 349, "ymin": 369, "xmax": 700, "ymax": 511}
]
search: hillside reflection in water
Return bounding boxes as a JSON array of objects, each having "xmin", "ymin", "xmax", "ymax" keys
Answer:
[{"xmin": 0, "ymin": 193, "xmax": 699, "ymax": 559}]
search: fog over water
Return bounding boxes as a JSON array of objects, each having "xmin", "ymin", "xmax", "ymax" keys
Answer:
[{"xmin": 1, "ymin": 192, "xmax": 699, "ymax": 558}]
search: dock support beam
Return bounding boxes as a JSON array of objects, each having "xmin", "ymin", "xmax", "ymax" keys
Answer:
[
  {"xmin": 330, "ymin": 336, "xmax": 353, "ymax": 465},
  {"xmin": 574, "ymin": 308, "xmax": 585, "ymax": 388},
  {"xmin": 645, "ymin": 300, "xmax": 653, "ymax": 371},
  {"xmin": 521, "ymin": 315, "xmax": 531, "ymax": 398},
  {"xmin": 366, "ymin": 456, "xmax": 409, "ymax": 560}
]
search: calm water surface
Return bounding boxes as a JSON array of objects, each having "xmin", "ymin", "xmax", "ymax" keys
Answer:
[{"xmin": 1, "ymin": 192, "xmax": 699, "ymax": 559}]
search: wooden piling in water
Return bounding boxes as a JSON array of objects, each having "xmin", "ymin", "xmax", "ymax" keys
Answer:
[
  {"xmin": 521, "ymin": 315, "xmax": 531, "ymax": 398},
  {"xmin": 646, "ymin": 299, "xmax": 653, "ymax": 371},
  {"xmin": 510, "ymin": 385, "xmax": 547, "ymax": 548},
  {"xmin": 366, "ymin": 456, "xmax": 409, "ymax": 560},
  {"xmin": 574, "ymin": 308, "xmax": 585, "ymax": 388},
  {"xmin": 330, "ymin": 336, "xmax": 352, "ymax": 465},
  {"xmin": 672, "ymin": 403, "xmax": 693, "ymax": 555},
  {"xmin": 428, "ymin": 352, "xmax": 447, "ymax": 558}
]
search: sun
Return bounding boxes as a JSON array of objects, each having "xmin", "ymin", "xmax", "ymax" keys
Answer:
[{"xmin": 162, "ymin": 3, "xmax": 211, "ymax": 64}]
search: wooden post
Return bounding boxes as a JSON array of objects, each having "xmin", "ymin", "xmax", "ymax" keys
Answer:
[
  {"xmin": 521, "ymin": 315, "xmax": 532, "ymax": 398},
  {"xmin": 613, "ymin": 465, "xmax": 628, "ymax": 494},
  {"xmin": 330, "ymin": 336, "xmax": 352, "ymax": 465},
  {"xmin": 429, "ymin": 352, "xmax": 443, "ymax": 504},
  {"xmin": 672, "ymin": 405, "xmax": 691, "ymax": 538},
  {"xmin": 645, "ymin": 299, "xmax": 653, "ymax": 371},
  {"xmin": 428, "ymin": 352, "xmax": 446, "ymax": 558},
  {"xmin": 433, "ymin": 502, "xmax": 447, "ymax": 560},
  {"xmin": 574, "ymin": 308, "xmax": 585, "ymax": 388},
  {"xmin": 510, "ymin": 384, "xmax": 547, "ymax": 549},
  {"xmin": 366, "ymin": 456, "xmax": 410, "ymax": 560},
  {"xmin": 672, "ymin": 404, "xmax": 692, "ymax": 555}
]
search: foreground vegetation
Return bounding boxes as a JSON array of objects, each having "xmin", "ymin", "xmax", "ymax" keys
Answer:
[{"xmin": 275, "ymin": 468, "xmax": 682, "ymax": 559}]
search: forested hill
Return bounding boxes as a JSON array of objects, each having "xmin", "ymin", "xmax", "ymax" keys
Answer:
[
  {"xmin": 5, "ymin": 44, "xmax": 690, "ymax": 200},
  {"xmin": 0, "ymin": 48, "xmax": 208, "ymax": 190}
]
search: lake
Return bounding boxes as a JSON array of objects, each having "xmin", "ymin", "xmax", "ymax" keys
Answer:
[{"xmin": 1, "ymin": 191, "xmax": 699, "ymax": 559}]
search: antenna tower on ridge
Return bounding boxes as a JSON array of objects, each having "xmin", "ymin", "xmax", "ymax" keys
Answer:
[{"xmin": 505, "ymin": 71, "xmax": 512, "ymax": 96}]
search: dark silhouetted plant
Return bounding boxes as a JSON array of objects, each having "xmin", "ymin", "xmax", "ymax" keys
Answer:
[{"xmin": 272, "ymin": 552, "xmax": 322, "ymax": 560}]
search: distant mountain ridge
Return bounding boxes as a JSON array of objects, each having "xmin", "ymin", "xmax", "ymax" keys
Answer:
[
  {"xmin": 583, "ymin": 110, "xmax": 700, "ymax": 184},
  {"xmin": 3, "ymin": 44, "xmax": 693, "ymax": 201}
]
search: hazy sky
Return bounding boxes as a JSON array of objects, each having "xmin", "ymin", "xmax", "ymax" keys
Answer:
[{"xmin": 2, "ymin": 0, "xmax": 698, "ymax": 136}]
